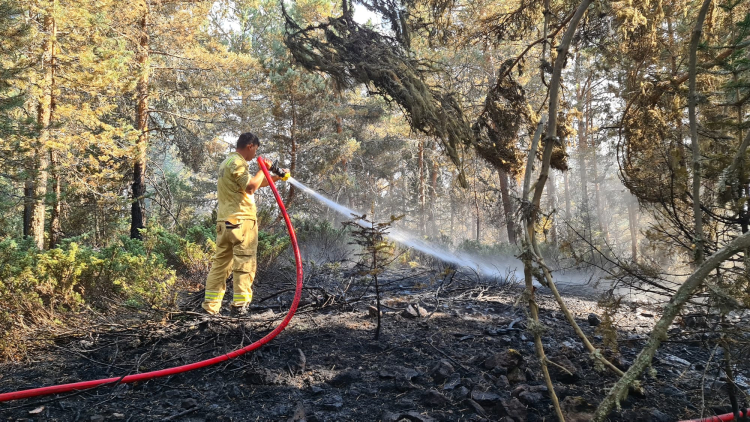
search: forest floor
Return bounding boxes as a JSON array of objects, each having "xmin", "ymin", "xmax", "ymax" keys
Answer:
[{"xmin": 1, "ymin": 262, "xmax": 748, "ymax": 422}]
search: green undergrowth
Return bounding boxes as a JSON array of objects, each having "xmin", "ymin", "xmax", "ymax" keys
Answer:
[{"xmin": 0, "ymin": 216, "xmax": 320, "ymax": 361}]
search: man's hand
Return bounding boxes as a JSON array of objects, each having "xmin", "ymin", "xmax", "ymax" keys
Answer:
[{"xmin": 273, "ymin": 168, "xmax": 290, "ymax": 182}]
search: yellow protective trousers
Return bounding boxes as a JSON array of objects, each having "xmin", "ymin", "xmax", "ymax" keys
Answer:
[{"xmin": 202, "ymin": 219, "xmax": 258, "ymax": 314}]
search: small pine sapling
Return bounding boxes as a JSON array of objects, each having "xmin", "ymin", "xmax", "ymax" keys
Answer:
[{"xmin": 343, "ymin": 212, "xmax": 403, "ymax": 341}]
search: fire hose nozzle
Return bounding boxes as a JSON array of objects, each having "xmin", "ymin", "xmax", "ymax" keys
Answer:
[{"xmin": 269, "ymin": 160, "xmax": 290, "ymax": 181}]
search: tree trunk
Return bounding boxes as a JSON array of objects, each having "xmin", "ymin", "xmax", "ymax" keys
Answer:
[
  {"xmin": 287, "ymin": 96, "xmax": 297, "ymax": 205},
  {"xmin": 547, "ymin": 170, "xmax": 557, "ymax": 244},
  {"xmin": 563, "ymin": 165, "xmax": 571, "ymax": 220},
  {"xmin": 578, "ymin": 108, "xmax": 590, "ymax": 246},
  {"xmin": 473, "ymin": 165, "xmax": 480, "ymax": 243},
  {"xmin": 576, "ymin": 61, "xmax": 593, "ymax": 259},
  {"xmin": 498, "ymin": 168, "xmax": 516, "ymax": 243},
  {"xmin": 30, "ymin": 0, "xmax": 56, "ymax": 249},
  {"xmin": 49, "ymin": 149, "xmax": 62, "ymax": 248},
  {"xmin": 131, "ymin": 6, "xmax": 149, "ymax": 240},
  {"xmin": 587, "ymin": 89, "xmax": 609, "ymax": 244},
  {"xmin": 429, "ymin": 153, "xmax": 438, "ymax": 237},
  {"xmin": 590, "ymin": 144, "xmax": 608, "ymax": 245},
  {"xmin": 628, "ymin": 195, "xmax": 638, "ymax": 262},
  {"xmin": 418, "ymin": 139, "xmax": 426, "ymax": 235},
  {"xmin": 522, "ymin": 3, "xmax": 606, "ymax": 419},
  {"xmin": 689, "ymin": 0, "xmax": 713, "ymax": 265},
  {"xmin": 23, "ymin": 181, "xmax": 33, "ymax": 238}
]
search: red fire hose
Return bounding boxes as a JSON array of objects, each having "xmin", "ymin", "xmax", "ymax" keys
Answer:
[
  {"xmin": 0, "ymin": 157, "xmax": 302, "ymax": 403},
  {"xmin": 679, "ymin": 409, "xmax": 750, "ymax": 422}
]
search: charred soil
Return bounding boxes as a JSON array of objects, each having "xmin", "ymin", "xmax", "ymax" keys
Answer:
[{"xmin": 0, "ymin": 265, "xmax": 746, "ymax": 421}]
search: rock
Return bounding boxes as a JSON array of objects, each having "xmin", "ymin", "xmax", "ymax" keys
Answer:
[
  {"xmin": 608, "ymin": 354, "xmax": 631, "ymax": 371},
  {"xmin": 621, "ymin": 408, "xmax": 675, "ymax": 422},
  {"xmin": 181, "ymin": 397, "xmax": 198, "ymax": 409},
  {"xmin": 499, "ymin": 397, "xmax": 527, "ymax": 421},
  {"xmin": 471, "ymin": 390, "xmax": 502, "ymax": 406},
  {"xmin": 660, "ymin": 386, "xmax": 687, "ymax": 401},
  {"xmin": 28, "ymin": 407, "xmax": 44, "ymax": 415},
  {"xmin": 90, "ymin": 416, "xmax": 105, "ymax": 422},
  {"xmin": 512, "ymin": 384, "xmax": 547, "ymax": 405},
  {"xmin": 454, "ymin": 386, "xmax": 470, "ymax": 399},
  {"xmin": 442, "ymin": 372, "xmax": 461, "ymax": 390},
  {"xmin": 402, "ymin": 304, "xmax": 422, "ymax": 318},
  {"xmin": 311, "ymin": 385, "xmax": 325, "ymax": 394},
  {"xmin": 650, "ymin": 409, "xmax": 672, "ymax": 422},
  {"xmin": 288, "ymin": 348, "xmax": 306, "ymax": 374},
  {"xmin": 382, "ymin": 411, "xmax": 436, "ymax": 422},
  {"xmin": 112, "ymin": 414, "xmax": 125, "ymax": 420},
  {"xmin": 430, "ymin": 359, "xmax": 455, "ymax": 383},
  {"xmin": 329, "ymin": 369, "xmax": 361, "ymax": 387},
  {"xmin": 483, "ymin": 349, "xmax": 524, "ymax": 371},
  {"xmin": 421, "ymin": 389, "xmax": 450, "ymax": 407},
  {"xmin": 464, "ymin": 398, "xmax": 487, "ymax": 417},
  {"xmin": 681, "ymin": 314, "xmax": 708, "ymax": 328},
  {"xmin": 560, "ymin": 396, "xmax": 595, "ymax": 422},
  {"xmin": 272, "ymin": 404, "xmax": 292, "ymax": 417},
  {"xmin": 548, "ymin": 355, "xmax": 579, "ymax": 384},
  {"xmin": 496, "ymin": 375, "xmax": 510, "ymax": 390},
  {"xmin": 506, "ymin": 367, "xmax": 526, "ymax": 384},
  {"xmin": 319, "ymin": 394, "xmax": 343, "ymax": 411},
  {"xmin": 379, "ymin": 369, "xmax": 398, "ymax": 379},
  {"xmin": 287, "ymin": 402, "xmax": 306, "ymax": 422},
  {"xmin": 368, "ymin": 305, "xmax": 382, "ymax": 318},
  {"xmin": 587, "ymin": 313, "xmax": 601, "ymax": 326},
  {"xmin": 662, "ymin": 354, "xmax": 690, "ymax": 367}
]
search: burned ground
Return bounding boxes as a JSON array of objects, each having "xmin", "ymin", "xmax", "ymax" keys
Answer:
[{"xmin": 0, "ymin": 264, "xmax": 747, "ymax": 421}]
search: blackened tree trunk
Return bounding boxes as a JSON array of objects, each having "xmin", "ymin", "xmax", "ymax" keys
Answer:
[
  {"xmin": 23, "ymin": 181, "xmax": 33, "ymax": 238},
  {"xmin": 49, "ymin": 149, "xmax": 62, "ymax": 248}
]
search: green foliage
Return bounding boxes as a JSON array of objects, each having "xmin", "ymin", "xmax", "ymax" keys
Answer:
[
  {"xmin": 457, "ymin": 239, "xmax": 518, "ymax": 257},
  {"xmin": 257, "ymin": 230, "xmax": 292, "ymax": 271},
  {"xmin": 0, "ymin": 223, "xmax": 230, "ymax": 361}
]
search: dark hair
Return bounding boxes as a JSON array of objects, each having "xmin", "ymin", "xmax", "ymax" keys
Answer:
[{"xmin": 237, "ymin": 132, "xmax": 260, "ymax": 149}]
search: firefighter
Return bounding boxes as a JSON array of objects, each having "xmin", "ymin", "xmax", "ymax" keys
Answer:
[{"xmin": 202, "ymin": 132, "xmax": 287, "ymax": 316}]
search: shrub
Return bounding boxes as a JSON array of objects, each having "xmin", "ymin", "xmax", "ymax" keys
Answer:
[{"xmin": 0, "ymin": 226, "xmax": 182, "ymax": 361}]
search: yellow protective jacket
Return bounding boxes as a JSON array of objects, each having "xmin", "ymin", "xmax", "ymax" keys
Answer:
[{"xmin": 216, "ymin": 152, "xmax": 256, "ymax": 222}]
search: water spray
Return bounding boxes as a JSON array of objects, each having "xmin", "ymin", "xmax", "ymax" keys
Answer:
[{"xmin": 286, "ymin": 177, "xmax": 522, "ymax": 280}]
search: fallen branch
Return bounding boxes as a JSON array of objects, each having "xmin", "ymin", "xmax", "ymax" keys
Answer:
[{"xmin": 593, "ymin": 230, "xmax": 750, "ymax": 421}]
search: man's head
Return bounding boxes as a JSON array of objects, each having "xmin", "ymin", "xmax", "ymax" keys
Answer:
[{"xmin": 236, "ymin": 132, "xmax": 260, "ymax": 161}]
